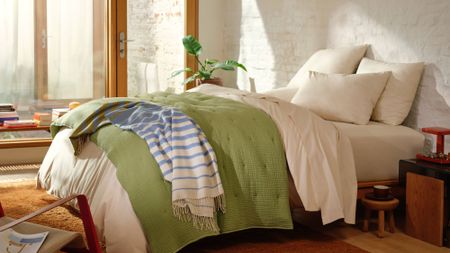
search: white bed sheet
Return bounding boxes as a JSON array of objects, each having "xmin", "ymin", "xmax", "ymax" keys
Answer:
[
  {"xmin": 332, "ymin": 121, "xmax": 424, "ymax": 182},
  {"xmin": 37, "ymin": 128, "xmax": 149, "ymax": 253}
]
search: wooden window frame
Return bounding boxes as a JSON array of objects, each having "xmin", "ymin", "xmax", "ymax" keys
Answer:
[
  {"xmin": 1, "ymin": 0, "xmax": 199, "ymax": 149},
  {"xmin": 184, "ymin": 0, "xmax": 199, "ymax": 90},
  {"xmin": 34, "ymin": 0, "xmax": 48, "ymax": 101},
  {"xmin": 110, "ymin": 0, "xmax": 127, "ymax": 97}
]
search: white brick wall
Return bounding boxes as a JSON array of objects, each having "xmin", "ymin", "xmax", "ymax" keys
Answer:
[
  {"xmin": 127, "ymin": 0, "xmax": 185, "ymax": 95},
  {"xmin": 126, "ymin": 0, "xmax": 450, "ymax": 137},
  {"xmin": 203, "ymin": 0, "xmax": 450, "ymax": 131}
]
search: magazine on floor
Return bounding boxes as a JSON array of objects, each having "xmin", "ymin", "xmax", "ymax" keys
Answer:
[{"xmin": 0, "ymin": 229, "xmax": 48, "ymax": 253}]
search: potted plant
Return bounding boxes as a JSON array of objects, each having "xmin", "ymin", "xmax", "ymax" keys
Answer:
[{"xmin": 171, "ymin": 35, "xmax": 247, "ymax": 87}]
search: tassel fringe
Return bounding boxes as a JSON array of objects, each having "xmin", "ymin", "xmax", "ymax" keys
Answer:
[{"xmin": 173, "ymin": 194, "xmax": 226, "ymax": 232}]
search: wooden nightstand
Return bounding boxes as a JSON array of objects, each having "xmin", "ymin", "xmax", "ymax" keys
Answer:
[{"xmin": 399, "ymin": 159, "xmax": 450, "ymax": 247}]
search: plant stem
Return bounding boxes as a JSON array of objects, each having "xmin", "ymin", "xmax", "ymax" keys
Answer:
[{"xmin": 195, "ymin": 56, "xmax": 206, "ymax": 70}]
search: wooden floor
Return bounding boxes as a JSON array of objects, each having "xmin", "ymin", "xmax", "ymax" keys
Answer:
[
  {"xmin": 3, "ymin": 172, "xmax": 450, "ymax": 252},
  {"xmin": 292, "ymin": 209, "xmax": 450, "ymax": 253}
]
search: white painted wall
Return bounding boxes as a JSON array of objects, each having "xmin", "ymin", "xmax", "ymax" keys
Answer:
[
  {"xmin": 199, "ymin": 0, "xmax": 224, "ymax": 63},
  {"xmin": 199, "ymin": 0, "xmax": 237, "ymax": 86},
  {"xmin": 200, "ymin": 0, "xmax": 450, "ymax": 131}
]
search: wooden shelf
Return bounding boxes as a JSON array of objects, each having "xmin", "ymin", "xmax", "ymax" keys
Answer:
[
  {"xmin": 0, "ymin": 126, "xmax": 50, "ymax": 132},
  {"xmin": 0, "ymin": 126, "xmax": 52, "ymax": 149},
  {"xmin": 0, "ymin": 138, "xmax": 52, "ymax": 149}
]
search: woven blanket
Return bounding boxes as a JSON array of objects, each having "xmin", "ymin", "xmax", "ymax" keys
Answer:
[
  {"xmin": 60, "ymin": 100, "xmax": 225, "ymax": 231},
  {"xmin": 51, "ymin": 93, "xmax": 293, "ymax": 253},
  {"xmin": 105, "ymin": 102, "xmax": 225, "ymax": 231}
]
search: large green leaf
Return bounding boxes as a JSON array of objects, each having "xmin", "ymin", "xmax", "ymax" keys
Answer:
[
  {"xmin": 182, "ymin": 73, "xmax": 200, "ymax": 86},
  {"xmin": 211, "ymin": 60, "xmax": 247, "ymax": 72},
  {"xmin": 198, "ymin": 70, "xmax": 212, "ymax": 80},
  {"xmin": 224, "ymin": 60, "xmax": 247, "ymax": 72},
  {"xmin": 169, "ymin": 67, "xmax": 192, "ymax": 79},
  {"xmin": 205, "ymin": 59, "xmax": 219, "ymax": 65},
  {"xmin": 182, "ymin": 35, "xmax": 202, "ymax": 56},
  {"xmin": 211, "ymin": 62, "xmax": 234, "ymax": 71}
]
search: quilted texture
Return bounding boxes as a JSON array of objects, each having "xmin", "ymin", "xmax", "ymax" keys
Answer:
[{"xmin": 51, "ymin": 92, "xmax": 292, "ymax": 253}]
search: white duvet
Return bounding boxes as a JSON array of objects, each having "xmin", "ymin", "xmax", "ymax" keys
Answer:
[{"xmin": 38, "ymin": 84, "xmax": 357, "ymax": 253}]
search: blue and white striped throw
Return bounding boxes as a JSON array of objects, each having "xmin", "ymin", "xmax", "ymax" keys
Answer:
[{"xmin": 105, "ymin": 102, "xmax": 225, "ymax": 231}]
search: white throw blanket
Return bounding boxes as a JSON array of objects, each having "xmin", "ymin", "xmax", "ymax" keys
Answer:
[{"xmin": 105, "ymin": 102, "xmax": 225, "ymax": 231}]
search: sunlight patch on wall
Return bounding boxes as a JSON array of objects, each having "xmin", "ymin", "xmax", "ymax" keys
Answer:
[
  {"xmin": 326, "ymin": 1, "xmax": 450, "ymax": 109},
  {"xmin": 236, "ymin": 0, "xmax": 276, "ymax": 92},
  {"xmin": 327, "ymin": 2, "xmax": 418, "ymax": 60},
  {"xmin": 214, "ymin": 0, "xmax": 449, "ymax": 129}
]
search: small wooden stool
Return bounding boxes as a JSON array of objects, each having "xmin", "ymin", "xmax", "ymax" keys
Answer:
[{"xmin": 361, "ymin": 197, "xmax": 399, "ymax": 238}]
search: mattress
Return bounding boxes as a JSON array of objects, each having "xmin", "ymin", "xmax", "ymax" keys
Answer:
[{"xmin": 332, "ymin": 121, "xmax": 424, "ymax": 182}]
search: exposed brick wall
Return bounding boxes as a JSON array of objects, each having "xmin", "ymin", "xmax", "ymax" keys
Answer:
[
  {"xmin": 210, "ymin": 0, "xmax": 450, "ymax": 133},
  {"xmin": 127, "ymin": 0, "xmax": 184, "ymax": 95}
]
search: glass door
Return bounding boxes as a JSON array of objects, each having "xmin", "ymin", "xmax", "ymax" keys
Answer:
[
  {"xmin": 116, "ymin": 0, "xmax": 187, "ymax": 97},
  {"xmin": 46, "ymin": 0, "xmax": 106, "ymax": 100},
  {"xmin": 0, "ymin": 0, "xmax": 107, "ymax": 141}
]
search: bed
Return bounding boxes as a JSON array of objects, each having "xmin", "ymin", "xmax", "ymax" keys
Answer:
[
  {"xmin": 36, "ymin": 39, "xmax": 427, "ymax": 251},
  {"xmin": 38, "ymin": 84, "xmax": 358, "ymax": 253},
  {"xmin": 37, "ymin": 84, "xmax": 424, "ymax": 253},
  {"xmin": 332, "ymin": 121, "xmax": 424, "ymax": 182}
]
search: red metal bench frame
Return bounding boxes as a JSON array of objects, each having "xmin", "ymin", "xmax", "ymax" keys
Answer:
[{"xmin": 0, "ymin": 194, "xmax": 101, "ymax": 253}]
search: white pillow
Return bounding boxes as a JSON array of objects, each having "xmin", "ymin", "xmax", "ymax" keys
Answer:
[
  {"xmin": 357, "ymin": 58, "xmax": 425, "ymax": 125},
  {"xmin": 287, "ymin": 45, "xmax": 368, "ymax": 88},
  {"xmin": 260, "ymin": 87, "xmax": 298, "ymax": 101},
  {"xmin": 291, "ymin": 71, "xmax": 391, "ymax": 125}
]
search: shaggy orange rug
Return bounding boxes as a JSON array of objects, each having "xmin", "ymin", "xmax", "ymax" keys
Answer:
[
  {"xmin": 0, "ymin": 181, "xmax": 368, "ymax": 253},
  {"xmin": 0, "ymin": 181, "xmax": 84, "ymax": 234}
]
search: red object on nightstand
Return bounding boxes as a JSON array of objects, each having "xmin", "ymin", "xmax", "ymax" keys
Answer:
[{"xmin": 416, "ymin": 127, "xmax": 450, "ymax": 164}]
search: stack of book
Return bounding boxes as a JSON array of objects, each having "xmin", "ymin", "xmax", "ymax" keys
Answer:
[
  {"xmin": 52, "ymin": 108, "xmax": 70, "ymax": 121},
  {"xmin": 0, "ymin": 103, "xmax": 15, "ymax": 112},
  {"xmin": 3, "ymin": 120, "xmax": 37, "ymax": 128},
  {"xmin": 0, "ymin": 103, "xmax": 19, "ymax": 126},
  {"xmin": 33, "ymin": 112, "xmax": 52, "ymax": 126}
]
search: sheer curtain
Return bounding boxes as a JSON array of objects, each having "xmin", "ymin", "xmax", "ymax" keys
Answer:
[
  {"xmin": 0, "ymin": 0, "xmax": 94, "ymax": 107},
  {"xmin": 47, "ymin": 0, "xmax": 93, "ymax": 99},
  {"xmin": 0, "ymin": 0, "xmax": 35, "ymax": 107}
]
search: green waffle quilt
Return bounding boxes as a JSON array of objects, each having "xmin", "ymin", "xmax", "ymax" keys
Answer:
[{"xmin": 51, "ymin": 92, "xmax": 293, "ymax": 253}]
